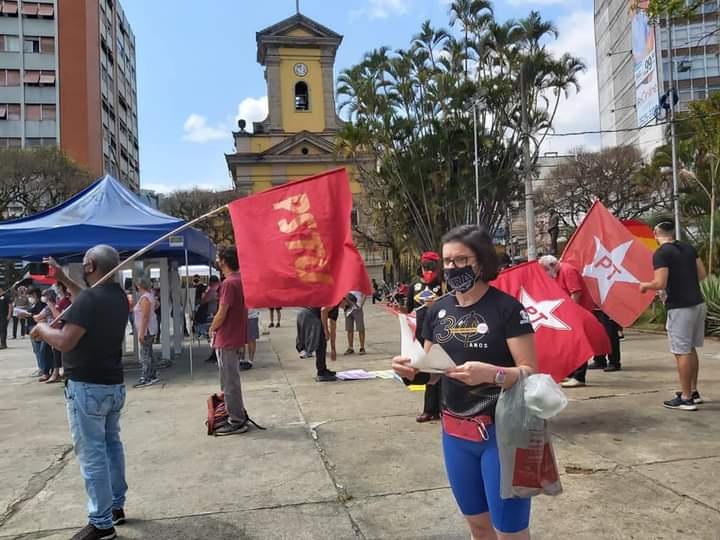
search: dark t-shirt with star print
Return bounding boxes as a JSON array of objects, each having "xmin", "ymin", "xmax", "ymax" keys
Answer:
[{"xmin": 421, "ymin": 287, "xmax": 534, "ymax": 418}]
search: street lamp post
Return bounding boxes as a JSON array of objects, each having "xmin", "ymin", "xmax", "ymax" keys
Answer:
[
  {"xmin": 666, "ymin": 13, "xmax": 682, "ymax": 239},
  {"xmin": 520, "ymin": 67, "xmax": 537, "ymax": 260},
  {"xmin": 472, "ymin": 101, "xmax": 480, "ymax": 225}
]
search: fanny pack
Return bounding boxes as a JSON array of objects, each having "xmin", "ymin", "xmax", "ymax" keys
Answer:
[{"xmin": 441, "ymin": 410, "xmax": 492, "ymax": 442}]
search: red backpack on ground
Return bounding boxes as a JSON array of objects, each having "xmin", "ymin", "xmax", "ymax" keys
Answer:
[{"xmin": 206, "ymin": 393, "xmax": 266, "ymax": 435}]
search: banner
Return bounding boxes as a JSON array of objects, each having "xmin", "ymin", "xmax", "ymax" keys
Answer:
[
  {"xmin": 631, "ymin": 0, "xmax": 660, "ymax": 127},
  {"xmin": 561, "ymin": 201, "xmax": 655, "ymax": 327},
  {"xmin": 229, "ymin": 168, "xmax": 371, "ymax": 308},
  {"xmin": 492, "ymin": 262, "xmax": 610, "ymax": 382}
]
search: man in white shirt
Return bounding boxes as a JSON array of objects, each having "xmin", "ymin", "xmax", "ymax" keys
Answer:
[{"xmin": 344, "ymin": 291, "xmax": 366, "ymax": 355}]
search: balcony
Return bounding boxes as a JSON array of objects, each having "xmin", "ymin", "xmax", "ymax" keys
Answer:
[
  {"xmin": 0, "ymin": 87, "xmax": 22, "ymax": 102},
  {"xmin": 0, "ymin": 120, "xmax": 22, "ymax": 137},
  {"xmin": 0, "ymin": 52, "xmax": 20, "ymax": 69},
  {"xmin": 21, "ymin": 19, "xmax": 54, "ymax": 37},
  {"xmin": 0, "ymin": 19, "xmax": 20, "ymax": 34},
  {"xmin": 24, "ymin": 86, "xmax": 56, "ymax": 102}
]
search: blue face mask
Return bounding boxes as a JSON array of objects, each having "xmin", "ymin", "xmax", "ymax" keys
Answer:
[{"xmin": 443, "ymin": 265, "xmax": 478, "ymax": 293}]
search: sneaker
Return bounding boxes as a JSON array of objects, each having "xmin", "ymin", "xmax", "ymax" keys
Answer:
[
  {"xmin": 214, "ymin": 421, "xmax": 249, "ymax": 436},
  {"xmin": 587, "ymin": 362, "xmax": 606, "ymax": 370},
  {"xmin": 316, "ymin": 373, "xmax": 338, "ymax": 382},
  {"xmin": 70, "ymin": 523, "xmax": 117, "ymax": 540},
  {"xmin": 268, "ymin": 323, "xmax": 274, "ymax": 328},
  {"xmin": 239, "ymin": 361, "xmax": 253, "ymax": 370},
  {"xmin": 603, "ymin": 365, "xmax": 622, "ymax": 372},
  {"xmin": 111, "ymin": 508, "xmax": 126, "ymax": 526},
  {"xmin": 675, "ymin": 390, "xmax": 703, "ymax": 404},
  {"xmin": 299, "ymin": 350, "xmax": 313, "ymax": 359},
  {"xmin": 663, "ymin": 395, "xmax": 697, "ymax": 411},
  {"xmin": 561, "ymin": 378, "xmax": 586, "ymax": 388},
  {"xmin": 344, "ymin": 348, "xmax": 355, "ymax": 355}
]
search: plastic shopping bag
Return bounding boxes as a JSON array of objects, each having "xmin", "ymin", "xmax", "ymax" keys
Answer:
[
  {"xmin": 524, "ymin": 374, "xmax": 568, "ymax": 419},
  {"xmin": 495, "ymin": 374, "xmax": 563, "ymax": 499}
]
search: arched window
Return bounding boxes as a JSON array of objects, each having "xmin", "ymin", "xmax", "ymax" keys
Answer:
[{"xmin": 295, "ymin": 81, "xmax": 309, "ymax": 111}]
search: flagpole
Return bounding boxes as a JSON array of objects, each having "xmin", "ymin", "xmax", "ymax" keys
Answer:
[{"xmin": 48, "ymin": 205, "xmax": 228, "ymax": 325}]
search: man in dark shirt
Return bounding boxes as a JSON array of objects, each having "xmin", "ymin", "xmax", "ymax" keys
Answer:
[
  {"xmin": 31, "ymin": 245, "xmax": 129, "ymax": 540},
  {"xmin": 405, "ymin": 251, "xmax": 444, "ymax": 422},
  {"xmin": 640, "ymin": 221, "xmax": 707, "ymax": 411},
  {"xmin": 0, "ymin": 286, "xmax": 12, "ymax": 349}
]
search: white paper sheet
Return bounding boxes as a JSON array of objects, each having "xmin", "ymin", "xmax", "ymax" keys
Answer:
[{"xmin": 398, "ymin": 314, "xmax": 455, "ymax": 373}]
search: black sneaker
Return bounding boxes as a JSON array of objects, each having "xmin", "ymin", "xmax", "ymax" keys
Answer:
[
  {"xmin": 111, "ymin": 508, "xmax": 125, "ymax": 526},
  {"xmin": 587, "ymin": 361, "xmax": 606, "ymax": 370},
  {"xmin": 316, "ymin": 372, "xmax": 337, "ymax": 382},
  {"xmin": 70, "ymin": 524, "xmax": 117, "ymax": 540},
  {"xmin": 239, "ymin": 361, "xmax": 253, "ymax": 370},
  {"xmin": 663, "ymin": 395, "xmax": 697, "ymax": 411},
  {"xmin": 603, "ymin": 365, "xmax": 621, "ymax": 372},
  {"xmin": 214, "ymin": 422, "xmax": 249, "ymax": 436},
  {"xmin": 675, "ymin": 390, "xmax": 703, "ymax": 404}
]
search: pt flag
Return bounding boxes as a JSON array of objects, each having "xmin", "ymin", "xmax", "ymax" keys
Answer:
[
  {"xmin": 561, "ymin": 201, "xmax": 654, "ymax": 328},
  {"xmin": 228, "ymin": 168, "xmax": 371, "ymax": 308},
  {"xmin": 492, "ymin": 262, "xmax": 610, "ymax": 382}
]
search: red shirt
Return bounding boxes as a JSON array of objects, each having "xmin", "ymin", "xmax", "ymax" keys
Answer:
[
  {"xmin": 556, "ymin": 262, "xmax": 598, "ymax": 312},
  {"xmin": 213, "ymin": 273, "xmax": 248, "ymax": 349}
]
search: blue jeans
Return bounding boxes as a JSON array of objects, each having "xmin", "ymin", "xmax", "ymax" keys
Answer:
[
  {"xmin": 31, "ymin": 340, "xmax": 53, "ymax": 374},
  {"xmin": 65, "ymin": 380, "xmax": 128, "ymax": 529}
]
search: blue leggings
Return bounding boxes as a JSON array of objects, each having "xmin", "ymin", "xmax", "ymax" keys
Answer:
[{"xmin": 442, "ymin": 424, "xmax": 531, "ymax": 534}]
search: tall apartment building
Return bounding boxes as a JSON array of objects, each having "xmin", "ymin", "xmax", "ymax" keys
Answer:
[
  {"xmin": 0, "ymin": 0, "xmax": 139, "ymax": 191},
  {"xmin": 594, "ymin": 0, "xmax": 720, "ymax": 159}
]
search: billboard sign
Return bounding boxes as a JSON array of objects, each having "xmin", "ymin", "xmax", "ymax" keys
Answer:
[{"xmin": 631, "ymin": 1, "xmax": 660, "ymax": 127}]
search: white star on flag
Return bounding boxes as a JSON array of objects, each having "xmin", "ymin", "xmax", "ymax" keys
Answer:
[
  {"xmin": 582, "ymin": 237, "xmax": 640, "ymax": 304},
  {"xmin": 519, "ymin": 288, "xmax": 570, "ymax": 331}
]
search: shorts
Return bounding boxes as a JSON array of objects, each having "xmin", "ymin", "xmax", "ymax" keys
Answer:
[
  {"xmin": 442, "ymin": 424, "xmax": 531, "ymax": 534},
  {"xmin": 247, "ymin": 317, "xmax": 259, "ymax": 341},
  {"xmin": 328, "ymin": 306, "xmax": 339, "ymax": 322},
  {"xmin": 667, "ymin": 303, "xmax": 706, "ymax": 355},
  {"xmin": 345, "ymin": 308, "xmax": 365, "ymax": 332}
]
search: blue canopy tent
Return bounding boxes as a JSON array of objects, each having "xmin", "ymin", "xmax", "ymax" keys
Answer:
[
  {"xmin": 0, "ymin": 176, "xmax": 219, "ymax": 369},
  {"xmin": 0, "ymin": 175, "xmax": 215, "ymax": 263}
]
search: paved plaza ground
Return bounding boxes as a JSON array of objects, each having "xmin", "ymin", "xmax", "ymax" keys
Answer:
[{"xmin": 0, "ymin": 303, "xmax": 719, "ymax": 539}]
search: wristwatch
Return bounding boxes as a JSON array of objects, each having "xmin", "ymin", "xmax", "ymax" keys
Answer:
[{"xmin": 494, "ymin": 367, "xmax": 506, "ymax": 385}]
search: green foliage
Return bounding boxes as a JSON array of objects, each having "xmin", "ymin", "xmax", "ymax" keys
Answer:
[
  {"xmin": 642, "ymin": 0, "xmax": 705, "ymax": 20},
  {"xmin": 701, "ymin": 274, "xmax": 720, "ymax": 336},
  {"xmin": 336, "ymin": 2, "xmax": 585, "ymax": 253}
]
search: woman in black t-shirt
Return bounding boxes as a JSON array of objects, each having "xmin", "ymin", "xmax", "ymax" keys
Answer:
[{"xmin": 393, "ymin": 225, "xmax": 537, "ymax": 540}]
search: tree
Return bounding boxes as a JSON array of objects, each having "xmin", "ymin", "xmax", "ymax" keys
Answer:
[
  {"xmin": 160, "ymin": 188, "xmax": 238, "ymax": 247},
  {"xmin": 0, "ymin": 147, "xmax": 92, "ymax": 218},
  {"xmin": 336, "ymin": 8, "xmax": 586, "ymax": 255},
  {"xmin": 639, "ymin": 0, "xmax": 705, "ymax": 20},
  {"xmin": 536, "ymin": 146, "xmax": 673, "ymax": 227}
]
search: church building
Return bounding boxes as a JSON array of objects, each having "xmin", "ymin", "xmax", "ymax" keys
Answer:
[{"xmin": 225, "ymin": 12, "xmax": 384, "ymax": 280}]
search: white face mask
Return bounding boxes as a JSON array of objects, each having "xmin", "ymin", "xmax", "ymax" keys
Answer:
[
  {"xmin": 29, "ymin": 298, "xmax": 37, "ymax": 306},
  {"xmin": 40, "ymin": 296, "xmax": 48, "ymax": 304}
]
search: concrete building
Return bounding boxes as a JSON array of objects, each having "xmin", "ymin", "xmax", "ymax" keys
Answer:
[
  {"xmin": 224, "ymin": 12, "xmax": 385, "ymax": 280},
  {"xmin": 0, "ymin": 0, "xmax": 139, "ymax": 190}
]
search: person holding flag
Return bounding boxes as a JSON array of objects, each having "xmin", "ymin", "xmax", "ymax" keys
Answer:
[
  {"xmin": 404, "ymin": 251, "xmax": 444, "ymax": 423},
  {"xmin": 393, "ymin": 225, "xmax": 537, "ymax": 540},
  {"xmin": 640, "ymin": 221, "xmax": 707, "ymax": 411}
]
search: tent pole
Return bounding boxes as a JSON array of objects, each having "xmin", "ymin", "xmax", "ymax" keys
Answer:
[
  {"xmin": 185, "ymin": 248, "xmax": 192, "ymax": 379},
  {"xmin": 48, "ymin": 205, "xmax": 227, "ymax": 325}
]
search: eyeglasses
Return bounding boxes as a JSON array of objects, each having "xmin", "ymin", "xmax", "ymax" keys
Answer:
[{"xmin": 442, "ymin": 255, "xmax": 475, "ymax": 268}]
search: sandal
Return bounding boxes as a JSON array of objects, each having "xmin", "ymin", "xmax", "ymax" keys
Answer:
[
  {"xmin": 358, "ymin": 348, "xmax": 366, "ymax": 355},
  {"xmin": 344, "ymin": 348, "xmax": 354, "ymax": 355}
]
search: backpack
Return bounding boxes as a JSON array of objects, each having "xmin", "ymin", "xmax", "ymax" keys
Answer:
[{"xmin": 206, "ymin": 393, "xmax": 266, "ymax": 436}]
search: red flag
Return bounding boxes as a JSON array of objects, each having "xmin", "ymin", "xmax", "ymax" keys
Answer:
[
  {"xmin": 492, "ymin": 262, "xmax": 610, "ymax": 382},
  {"xmin": 229, "ymin": 168, "xmax": 371, "ymax": 308},
  {"xmin": 561, "ymin": 201, "xmax": 654, "ymax": 327}
]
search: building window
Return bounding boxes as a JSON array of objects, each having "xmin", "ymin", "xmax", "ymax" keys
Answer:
[
  {"xmin": 23, "ymin": 37, "xmax": 39, "ymax": 53},
  {"xmin": 0, "ymin": 35, "xmax": 20, "ymax": 52},
  {"xmin": 25, "ymin": 137, "xmax": 55, "ymax": 147},
  {"xmin": 21, "ymin": 2, "xmax": 53, "ymax": 18},
  {"xmin": 0, "ymin": 1, "xmax": 19, "ymax": 17},
  {"xmin": 294, "ymin": 81, "xmax": 309, "ymax": 111},
  {"xmin": 0, "ymin": 69, "xmax": 21, "ymax": 86},
  {"xmin": 40, "ymin": 36, "xmax": 54, "ymax": 53},
  {"xmin": 0, "ymin": 137, "xmax": 21, "ymax": 148},
  {"xmin": 24, "ymin": 103, "xmax": 54, "ymax": 120},
  {"xmin": 23, "ymin": 70, "xmax": 55, "ymax": 86},
  {"xmin": 0, "ymin": 103, "xmax": 20, "ymax": 120}
]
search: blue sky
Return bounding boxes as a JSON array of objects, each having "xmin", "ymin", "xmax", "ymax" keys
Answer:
[{"xmin": 121, "ymin": 0, "xmax": 598, "ymax": 194}]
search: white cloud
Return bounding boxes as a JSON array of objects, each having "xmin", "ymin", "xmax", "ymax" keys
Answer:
[
  {"xmin": 182, "ymin": 114, "xmax": 228, "ymax": 143},
  {"xmin": 234, "ymin": 96, "xmax": 269, "ymax": 132},
  {"xmin": 352, "ymin": 0, "xmax": 408, "ymax": 20},
  {"xmin": 541, "ymin": 10, "xmax": 601, "ymax": 155}
]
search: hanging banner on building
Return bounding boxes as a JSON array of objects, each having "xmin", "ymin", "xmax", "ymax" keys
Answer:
[{"xmin": 631, "ymin": 0, "xmax": 660, "ymax": 127}]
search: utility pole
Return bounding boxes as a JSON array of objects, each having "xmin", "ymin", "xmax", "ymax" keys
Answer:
[
  {"xmin": 666, "ymin": 13, "xmax": 682, "ymax": 239},
  {"xmin": 473, "ymin": 102, "xmax": 480, "ymax": 225},
  {"xmin": 520, "ymin": 66, "xmax": 537, "ymax": 260}
]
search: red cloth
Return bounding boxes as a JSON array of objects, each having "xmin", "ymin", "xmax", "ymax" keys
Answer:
[
  {"xmin": 212, "ymin": 274, "xmax": 248, "ymax": 349},
  {"xmin": 228, "ymin": 168, "xmax": 371, "ymax": 309},
  {"xmin": 421, "ymin": 251, "xmax": 440, "ymax": 262},
  {"xmin": 491, "ymin": 262, "xmax": 610, "ymax": 382},
  {"xmin": 561, "ymin": 201, "xmax": 654, "ymax": 327},
  {"xmin": 556, "ymin": 262, "xmax": 598, "ymax": 312}
]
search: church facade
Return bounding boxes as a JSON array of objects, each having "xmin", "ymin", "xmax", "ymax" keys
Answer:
[{"xmin": 225, "ymin": 13, "xmax": 385, "ymax": 280}]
